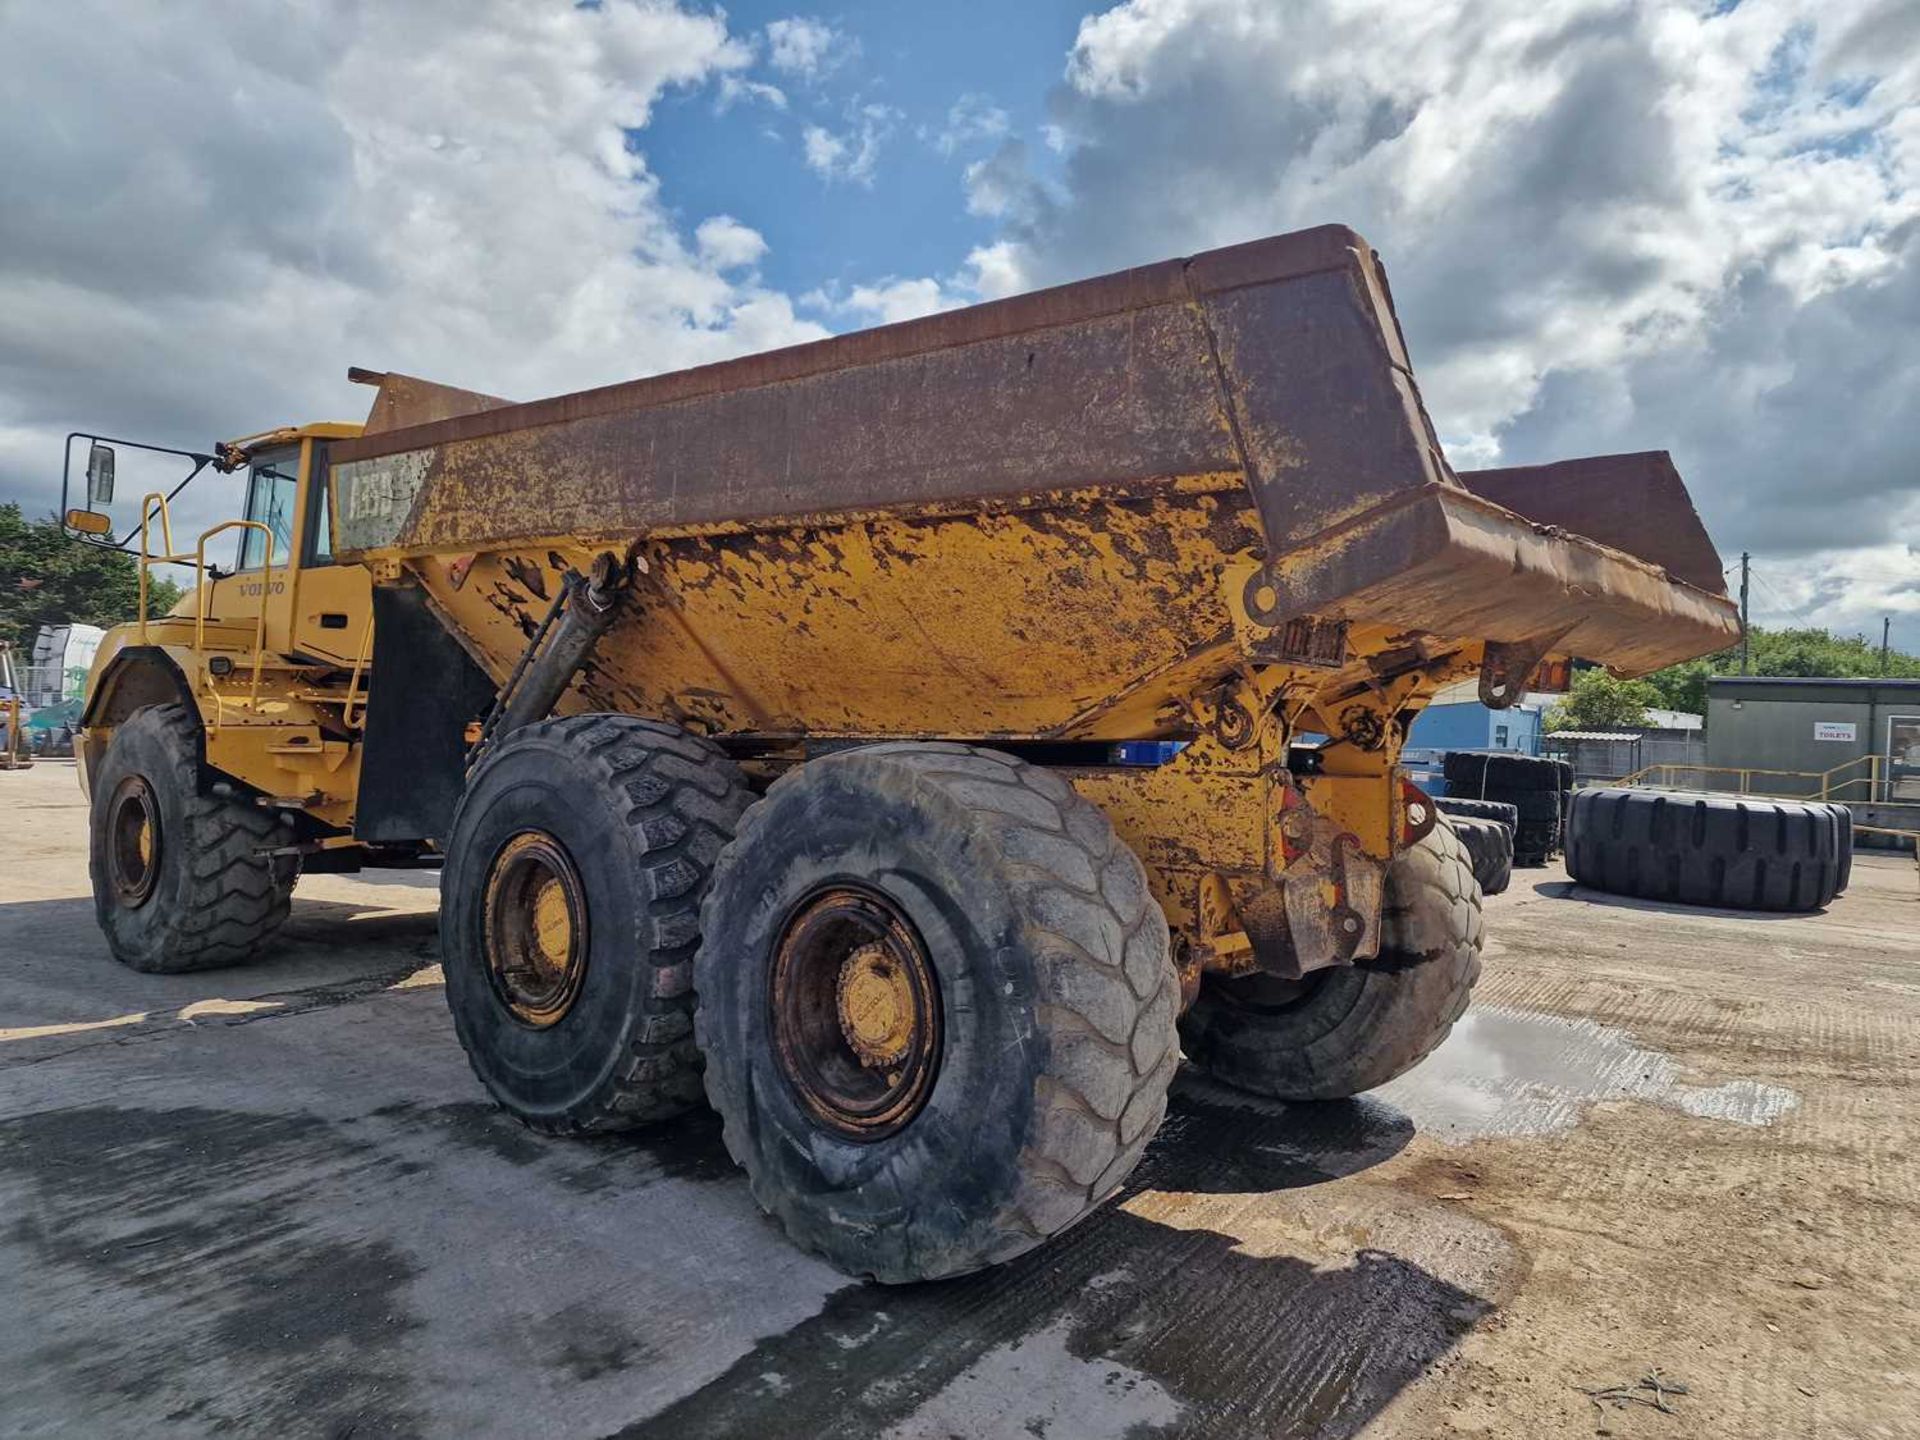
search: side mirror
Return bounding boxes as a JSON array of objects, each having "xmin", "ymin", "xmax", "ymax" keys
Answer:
[
  {"xmin": 64, "ymin": 508, "xmax": 113, "ymax": 536},
  {"xmin": 87, "ymin": 443, "xmax": 116, "ymax": 505}
]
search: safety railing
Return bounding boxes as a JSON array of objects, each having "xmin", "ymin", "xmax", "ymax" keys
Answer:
[
  {"xmin": 1617, "ymin": 754, "xmax": 1889, "ymax": 803},
  {"xmin": 137, "ymin": 492, "xmax": 275, "ymax": 706}
]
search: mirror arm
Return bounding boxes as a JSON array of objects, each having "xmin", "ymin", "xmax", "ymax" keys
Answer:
[{"xmin": 109, "ymin": 457, "xmax": 213, "ymax": 551}]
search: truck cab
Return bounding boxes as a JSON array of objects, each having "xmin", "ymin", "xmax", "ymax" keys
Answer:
[{"xmin": 68, "ymin": 423, "xmax": 374, "ymax": 834}]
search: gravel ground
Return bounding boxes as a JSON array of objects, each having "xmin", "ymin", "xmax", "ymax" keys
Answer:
[{"xmin": 2, "ymin": 758, "xmax": 1914, "ymax": 1439}]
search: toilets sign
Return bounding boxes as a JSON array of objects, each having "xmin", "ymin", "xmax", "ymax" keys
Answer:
[{"xmin": 1813, "ymin": 721, "xmax": 1857, "ymax": 743}]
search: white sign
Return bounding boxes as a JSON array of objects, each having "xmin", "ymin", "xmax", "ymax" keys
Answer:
[{"xmin": 1813, "ymin": 721, "xmax": 1857, "ymax": 743}]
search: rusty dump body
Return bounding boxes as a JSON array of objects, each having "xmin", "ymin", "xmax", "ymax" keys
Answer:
[{"xmin": 329, "ymin": 223, "xmax": 1739, "ymax": 977}]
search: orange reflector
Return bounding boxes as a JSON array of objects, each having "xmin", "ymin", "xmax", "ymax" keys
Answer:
[{"xmin": 65, "ymin": 508, "xmax": 112, "ymax": 535}]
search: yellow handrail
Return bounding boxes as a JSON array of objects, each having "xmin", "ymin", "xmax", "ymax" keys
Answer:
[
  {"xmin": 193, "ymin": 520, "xmax": 275, "ymax": 705},
  {"xmin": 136, "ymin": 492, "xmax": 196, "ymax": 644},
  {"xmin": 342, "ymin": 611, "xmax": 375, "ymax": 729},
  {"xmin": 1618, "ymin": 753, "xmax": 1890, "ymax": 803},
  {"xmin": 134, "ymin": 497, "xmax": 282, "ymax": 714}
]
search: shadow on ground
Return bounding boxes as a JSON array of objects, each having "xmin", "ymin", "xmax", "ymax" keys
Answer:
[
  {"xmin": 618, "ymin": 1084, "xmax": 1485, "ymax": 1440},
  {"xmin": 1531, "ymin": 878, "xmax": 1822, "ymax": 920}
]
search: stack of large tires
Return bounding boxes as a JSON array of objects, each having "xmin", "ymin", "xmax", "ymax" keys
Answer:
[
  {"xmin": 1430, "ymin": 798, "xmax": 1516, "ymax": 897},
  {"xmin": 1565, "ymin": 788, "xmax": 1851, "ymax": 912},
  {"xmin": 1442, "ymin": 752, "xmax": 1571, "ymax": 866}
]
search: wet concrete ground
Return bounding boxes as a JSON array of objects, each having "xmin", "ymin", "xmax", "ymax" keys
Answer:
[{"xmin": 2, "ymin": 760, "xmax": 1914, "ymax": 1438}]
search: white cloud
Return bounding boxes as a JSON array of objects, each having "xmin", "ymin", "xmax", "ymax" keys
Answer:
[
  {"xmin": 695, "ymin": 215, "xmax": 770, "ymax": 269},
  {"xmin": 765, "ymin": 16, "xmax": 852, "ymax": 78},
  {"xmin": 964, "ymin": 0, "xmax": 1920, "ymax": 629},
  {"xmin": 0, "ymin": 0, "xmax": 827, "ymax": 543},
  {"xmin": 960, "ymin": 241, "xmax": 1028, "ymax": 301},
  {"xmin": 805, "ymin": 276, "xmax": 965, "ymax": 326},
  {"xmin": 934, "ymin": 93, "xmax": 1011, "ymax": 155},
  {"xmin": 800, "ymin": 104, "xmax": 897, "ymax": 185},
  {"xmin": 716, "ymin": 75, "xmax": 789, "ymax": 112},
  {"xmin": 963, "ymin": 141, "xmax": 1052, "ymax": 221},
  {"xmin": 801, "ymin": 243, "xmax": 1037, "ymax": 327}
]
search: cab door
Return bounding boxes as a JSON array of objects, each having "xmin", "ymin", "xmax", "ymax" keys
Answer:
[
  {"xmin": 201, "ymin": 443, "xmax": 303, "ymax": 656},
  {"xmin": 287, "ymin": 443, "xmax": 372, "ymax": 666}
]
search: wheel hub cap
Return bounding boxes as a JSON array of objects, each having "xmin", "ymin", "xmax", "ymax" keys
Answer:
[{"xmin": 836, "ymin": 942, "xmax": 916, "ymax": 1068}]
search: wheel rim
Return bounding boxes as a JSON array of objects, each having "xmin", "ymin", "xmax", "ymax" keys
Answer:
[
  {"xmin": 105, "ymin": 775, "xmax": 161, "ymax": 907},
  {"xmin": 770, "ymin": 884, "xmax": 942, "ymax": 1141},
  {"xmin": 482, "ymin": 830, "xmax": 589, "ymax": 1028}
]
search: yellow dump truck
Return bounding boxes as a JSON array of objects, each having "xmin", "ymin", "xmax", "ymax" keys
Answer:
[{"xmin": 61, "ymin": 225, "xmax": 1739, "ymax": 1281}]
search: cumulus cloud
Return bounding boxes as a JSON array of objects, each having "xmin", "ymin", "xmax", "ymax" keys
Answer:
[
  {"xmin": 963, "ymin": 140, "xmax": 1055, "ymax": 223},
  {"xmin": 963, "ymin": 0, "xmax": 1920, "ymax": 634},
  {"xmin": 0, "ymin": 0, "xmax": 826, "ymax": 542},
  {"xmin": 695, "ymin": 215, "xmax": 771, "ymax": 269},
  {"xmin": 765, "ymin": 16, "xmax": 852, "ymax": 78}
]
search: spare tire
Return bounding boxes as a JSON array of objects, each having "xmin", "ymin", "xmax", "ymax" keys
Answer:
[
  {"xmin": 1825, "ymin": 804, "xmax": 1854, "ymax": 894},
  {"xmin": 1447, "ymin": 816, "xmax": 1513, "ymax": 897},
  {"xmin": 1566, "ymin": 788, "xmax": 1843, "ymax": 912},
  {"xmin": 1433, "ymin": 796, "xmax": 1519, "ymax": 835}
]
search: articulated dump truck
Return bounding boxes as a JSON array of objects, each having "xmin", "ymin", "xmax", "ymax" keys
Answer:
[{"xmin": 64, "ymin": 225, "xmax": 1738, "ymax": 1281}]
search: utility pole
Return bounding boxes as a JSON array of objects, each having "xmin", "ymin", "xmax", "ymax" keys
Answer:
[
  {"xmin": 1884, "ymin": 616, "xmax": 1893, "ymax": 675},
  {"xmin": 1738, "ymin": 551, "xmax": 1750, "ymax": 675}
]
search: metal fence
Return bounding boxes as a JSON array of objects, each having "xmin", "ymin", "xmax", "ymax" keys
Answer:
[{"xmin": 1546, "ymin": 732, "xmax": 1707, "ymax": 785}]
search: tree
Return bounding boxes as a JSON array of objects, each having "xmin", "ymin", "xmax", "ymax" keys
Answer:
[
  {"xmin": 1544, "ymin": 669, "xmax": 1659, "ymax": 733},
  {"xmin": 0, "ymin": 504, "xmax": 183, "ymax": 648},
  {"xmin": 1638, "ymin": 624, "xmax": 1920, "ymax": 719}
]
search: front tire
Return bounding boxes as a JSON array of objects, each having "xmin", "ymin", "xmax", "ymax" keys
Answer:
[
  {"xmin": 440, "ymin": 715, "xmax": 752, "ymax": 1134},
  {"xmin": 696, "ymin": 743, "xmax": 1179, "ymax": 1283},
  {"xmin": 89, "ymin": 704, "xmax": 297, "ymax": 973},
  {"xmin": 1179, "ymin": 821, "xmax": 1483, "ymax": 1100}
]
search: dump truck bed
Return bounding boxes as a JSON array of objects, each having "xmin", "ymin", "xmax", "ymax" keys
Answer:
[{"xmin": 330, "ymin": 224, "xmax": 1738, "ymax": 739}]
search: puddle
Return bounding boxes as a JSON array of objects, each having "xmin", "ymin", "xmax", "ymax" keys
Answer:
[
  {"xmin": 1375, "ymin": 1003, "xmax": 1799, "ymax": 1141},
  {"xmin": 878, "ymin": 1317, "xmax": 1183, "ymax": 1440}
]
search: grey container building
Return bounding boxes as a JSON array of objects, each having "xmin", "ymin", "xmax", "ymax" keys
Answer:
[{"xmin": 1705, "ymin": 676, "xmax": 1920, "ymax": 814}]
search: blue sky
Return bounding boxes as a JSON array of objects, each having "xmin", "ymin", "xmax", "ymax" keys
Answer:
[
  {"xmin": 646, "ymin": 2, "xmax": 1083, "ymax": 301},
  {"xmin": 1, "ymin": 0, "xmax": 1914, "ymax": 647}
]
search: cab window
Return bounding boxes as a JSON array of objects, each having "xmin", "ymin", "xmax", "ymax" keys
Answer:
[
  {"xmin": 238, "ymin": 448, "xmax": 300, "ymax": 570},
  {"xmin": 304, "ymin": 454, "xmax": 333, "ymax": 566}
]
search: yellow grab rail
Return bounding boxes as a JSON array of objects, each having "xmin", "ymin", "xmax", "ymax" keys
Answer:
[
  {"xmin": 134, "ymin": 497, "xmax": 278, "ymax": 709},
  {"xmin": 193, "ymin": 520, "xmax": 275, "ymax": 705},
  {"xmin": 136, "ymin": 492, "xmax": 194, "ymax": 644},
  {"xmin": 342, "ymin": 611, "xmax": 375, "ymax": 730}
]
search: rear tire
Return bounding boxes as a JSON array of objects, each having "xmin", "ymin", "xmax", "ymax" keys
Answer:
[
  {"xmin": 696, "ymin": 742, "xmax": 1179, "ymax": 1283},
  {"xmin": 89, "ymin": 704, "xmax": 297, "ymax": 973},
  {"xmin": 440, "ymin": 714, "xmax": 752, "ymax": 1134},
  {"xmin": 1179, "ymin": 822, "xmax": 1483, "ymax": 1101},
  {"xmin": 1565, "ymin": 787, "xmax": 1842, "ymax": 912}
]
